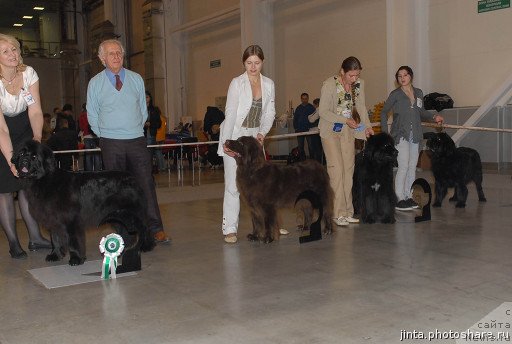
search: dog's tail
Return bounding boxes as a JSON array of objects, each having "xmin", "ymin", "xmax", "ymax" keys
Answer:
[{"xmin": 99, "ymin": 210, "xmax": 156, "ymax": 252}]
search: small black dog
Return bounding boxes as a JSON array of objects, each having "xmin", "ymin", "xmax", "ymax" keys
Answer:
[
  {"xmin": 353, "ymin": 133, "xmax": 398, "ymax": 223},
  {"xmin": 12, "ymin": 140, "xmax": 155, "ymax": 269},
  {"xmin": 426, "ymin": 132, "xmax": 486, "ymax": 208}
]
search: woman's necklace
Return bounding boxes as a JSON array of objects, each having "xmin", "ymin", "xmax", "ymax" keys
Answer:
[{"xmin": 0, "ymin": 68, "xmax": 18, "ymax": 85}]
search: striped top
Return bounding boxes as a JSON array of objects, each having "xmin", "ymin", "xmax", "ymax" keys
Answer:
[{"xmin": 242, "ymin": 98, "xmax": 262, "ymax": 128}]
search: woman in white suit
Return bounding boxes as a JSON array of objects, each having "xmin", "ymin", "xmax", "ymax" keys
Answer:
[{"xmin": 217, "ymin": 45, "xmax": 276, "ymax": 243}]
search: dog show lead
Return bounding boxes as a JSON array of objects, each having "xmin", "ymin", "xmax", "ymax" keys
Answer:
[{"xmin": 217, "ymin": 45, "xmax": 276, "ymax": 244}]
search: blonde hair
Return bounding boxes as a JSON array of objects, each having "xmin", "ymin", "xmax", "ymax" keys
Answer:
[
  {"xmin": 97, "ymin": 39, "xmax": 125, "ymax": 67},
  {"xmin": 0, "ymin": 33, "xmax": 27, "ymax": 72}
]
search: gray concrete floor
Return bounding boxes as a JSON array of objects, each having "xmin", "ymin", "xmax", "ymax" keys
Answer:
[{"xmin": 1, "ymin": 166, "xmax": 512, "ymax": 344}]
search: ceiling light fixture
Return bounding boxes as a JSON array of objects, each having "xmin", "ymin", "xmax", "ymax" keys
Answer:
[
  {"xmin": 23, "ymin": 16, "xmax": 33, "ymax": 19},
  {"xmin": 33, "ymin": 6, "xmax": 45, "ymax": 10},
  {"xmin": 13, "ymin": 23, "xmax": 23, "ymax": 27}
]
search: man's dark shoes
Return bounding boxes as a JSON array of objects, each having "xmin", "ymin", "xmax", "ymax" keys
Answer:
[
  {"xmin": 28, "ymin": 240, "xmax": 52, "ymax": 251},
  {"xmin": 154, "ymin": 230, "xmax": 171, "ymax": 244}
]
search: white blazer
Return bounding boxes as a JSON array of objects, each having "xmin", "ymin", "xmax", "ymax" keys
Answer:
[{"xmin": 217, "ymin": 72, "xmax": 276, "ymax": 156}]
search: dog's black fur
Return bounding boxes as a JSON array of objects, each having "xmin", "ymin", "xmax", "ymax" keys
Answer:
[
  {"xmin": 426, "ymin": 132, "xmax": 486, "ymax": 208},
  {"xmin": 12, "ymin": 140, "xmax": 155, "ymax": 268},
  {"xmin": 352, "ymin": 133, "xmax": 398, "ymax": 223},
  {"xmin": 225, "ymin": 136, "xmax": 334, "ymax": 243}
]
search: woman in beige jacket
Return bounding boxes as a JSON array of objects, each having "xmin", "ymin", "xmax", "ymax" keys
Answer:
[{"xmin": 319, "ymin": 56, "xmax": 373, "ymax": 226}]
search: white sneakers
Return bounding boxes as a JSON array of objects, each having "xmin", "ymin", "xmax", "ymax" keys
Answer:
[
  {"xmin": 345, "ymin": 216, "xmax": 360, "ymax": 223},
  {"xmin": 333, "ymin": 217, "xmax": 349, "ymax": 226},
  {"xmin": 333, "ymin": 216, "xmax": 360, "ymax": 226}
]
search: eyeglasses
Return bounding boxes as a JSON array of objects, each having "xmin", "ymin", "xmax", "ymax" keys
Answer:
[{"xmin": 107, "ymin": 51, "xmax": 123, "ymax": 58}]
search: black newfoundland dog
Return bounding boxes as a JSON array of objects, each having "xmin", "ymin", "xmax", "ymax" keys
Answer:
[
  {"xmin": 426, "ymin": 132, "xmax": 486, "ymax": 208},
  {"xmin": 352, "ymin": 133, "xmax": 398, "ymax": 223},
  {"xmin": 225, "ymin": 136, "xmax": 334, "ymax": 243},
  {"xmin": 12, "ymin": 140, "xmax": 155, "ymax": 269}
]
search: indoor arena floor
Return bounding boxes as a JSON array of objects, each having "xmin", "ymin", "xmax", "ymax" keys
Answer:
[{"xmin": 1, "ymin": 166, "xmax": 512, "ymax": 344}]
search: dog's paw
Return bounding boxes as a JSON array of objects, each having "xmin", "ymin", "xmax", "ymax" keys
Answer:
[
  {"xmin": 45, "ymin": 252, "xmax": 62, "ymax": 262},
  {"xmin": 68, "ymin": 255, "xmax": 86, "ymax": 266},
  {"xmin": 363, "ymin": 216, "xmax": 375, "ymax": 224},
  {"xmin": 247, "ymin": 233, "xmax": 259, "ymax": 242},
  {"xmin": 263, "ymin": 236, "xmax": 274, "ymax": 244},
  {"xmin": 448, "ymin": 196, "xmax": 458, "ymax": 202},
  {"xmin": 479, "ymin": 197, "xmax": 487, "ymax": 202},
  {"xmin": 381, "ymin": 217, "xmax": 395, "ymax": 224},
  {"xmin": 455, "ymin": 202, "xmax": 466, "ymax": 208}
]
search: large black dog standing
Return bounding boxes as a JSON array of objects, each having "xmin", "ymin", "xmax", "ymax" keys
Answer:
[
  {"xmin": 426, "ymin": 132, "xmax": 486, "ymax": 208},
  {"xmin": 12, "ymin": 140, "xmax": 155, "ymax": 270},
  {"xmin": 352, "ymin": 133, "xmax": 398, "ymax": 223},
  {"xmin": 225, "ymin": 136, "xmax": 334, "ymax": 243}
]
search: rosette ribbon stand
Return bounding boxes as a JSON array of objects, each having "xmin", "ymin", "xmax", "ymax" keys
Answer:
[{"xmin": 99, "ymin": 234, "xmax": 125, "ymax": 279}]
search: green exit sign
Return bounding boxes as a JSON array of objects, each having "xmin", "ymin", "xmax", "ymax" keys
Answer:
[{"xmin": 478, "ymin": 0, "xmax": 510, "ymax": 13}]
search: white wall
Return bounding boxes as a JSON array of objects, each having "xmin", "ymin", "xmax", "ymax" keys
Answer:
[
  {"xmin": 274, "ymin": 0, "xmax": 387, "ymax": 114},
  {"xmin": 186, "ymin": 19, "xmax": 242, "ymax": 120},
  {"xmin": 429, "ymin": 0, "xmax": 512, "ymax": 107},
  {"xmin": 24, "ymin": 57, "xmax": 63, "ymax": 115},
  {"xmin": 180, "ymin": 0, "xmax": 512, "ymax": 123}
]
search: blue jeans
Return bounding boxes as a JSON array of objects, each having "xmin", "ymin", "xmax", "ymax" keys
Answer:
[{"xmin": 395, "ymin": 137, "xmax": 419, "ymax": 201}]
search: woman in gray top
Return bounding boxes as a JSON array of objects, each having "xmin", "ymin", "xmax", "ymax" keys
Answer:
[{"xmin": 380, "ymin": 66, "xmax": 443, "ymax": 210}]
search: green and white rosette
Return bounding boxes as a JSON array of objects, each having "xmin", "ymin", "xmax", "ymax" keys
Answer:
[{"xmin": 99, "ymin": 233, "xmax": 124, "ymax": 280}]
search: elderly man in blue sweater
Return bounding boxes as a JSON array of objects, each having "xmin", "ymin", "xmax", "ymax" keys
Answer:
[{"xmin": 86, "ymin": 39, "xmax": 170, "ymax": 244}]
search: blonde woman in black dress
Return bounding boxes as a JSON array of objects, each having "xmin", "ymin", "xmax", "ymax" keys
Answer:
[{"xmin": 0, "ymin": 33, "xmax": 50, "ymax": 259}]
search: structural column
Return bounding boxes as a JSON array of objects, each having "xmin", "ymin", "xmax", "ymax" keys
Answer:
[
  {"xmin": 240, "ymin": 0, "xmax": 275, "ymax": 80},
  {"xmin": 385, "ymin": 0, "xmax": 430, "ymax": 93},
  {"xmin": 163, "ymin": 0, "xmax": 184, "ymax": 129},
  {"xmin": 142, "ymin": 0, "xmax": 167, "ymax": 119}
]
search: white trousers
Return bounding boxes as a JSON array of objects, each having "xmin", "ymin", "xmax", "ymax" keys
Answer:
[
  {"xmin": 222, "ymin": 127, "xmax": 260, "ymax": 235},
  {"xmin": 395, "ymin": 137, "xmax": 419, "ymax": 201}
]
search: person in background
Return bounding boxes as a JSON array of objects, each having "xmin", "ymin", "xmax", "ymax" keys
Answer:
[
  {"xmin": 42, "ymin": 113, "xmax": 52, "ymax": 143},
  {"xmin": 51, "ymin": 107, "xmax": 61, "ymax": 131},
  {"xmin": 380, "ymin": 65, "xmax": 443, "ymax": 211},
  {"xmin": 318, "ymin": 56, "xmax": 374, "ymax": 227},
  {"xmin": 154, "ymin": 111, "xmax": 167, "ymax": 172},
  {"xmin": 203, "ymin": 106, "xmax": 225, "ymax": 169},
  {"xmin": 218, "ymin": 44, "xmax": 276, "ymax": 243},
  {"xmin": 79, "ymin": 103, "xmax": 102, "ymax": 171},
  {"xmin": 307, "ymin": 97, "xmax": 323, "ymax": 163},
  {"xmin": 0, "ymin": 33, "xmax": 51, "ymax": 259},
  {"xmin": 87, "ymin": 39, "xmax": 170, "ymax": 244},
  {"xmin": 47, "ymin": 117, "xmax": 78, "ymax": 171},
  {"xmin": 144, "ymin": 91, "xmax": 162, "ymax": 173},
  {"xmin": 59, "ymin": 103, "xmax": 76, "ymax": 132},
  {"xmin": 293, "ymin": 92, "xmax": 316, "ymax": 160}
]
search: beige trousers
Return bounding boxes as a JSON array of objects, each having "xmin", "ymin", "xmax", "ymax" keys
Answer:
[{"xmin": 321, "ymin": 131, "xmax": 355, "ymax": 218}]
